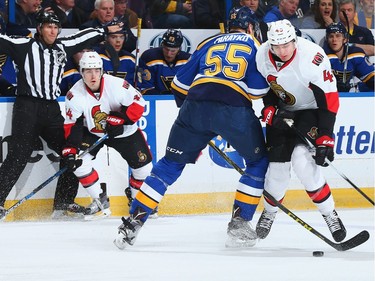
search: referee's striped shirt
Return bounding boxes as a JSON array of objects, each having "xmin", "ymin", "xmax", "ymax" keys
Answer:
[{"xmin": 0, "ymin": 27, "xmax": 105, "ymax": 100}]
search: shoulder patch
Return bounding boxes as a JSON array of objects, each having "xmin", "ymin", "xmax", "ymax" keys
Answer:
[
  {"xmin": 66, "ymin": 91, "xmax": 74, "ymax": 100},
  {"xmin": 312, "ymin": 52, "xmax": 324, "ymax": 66}
]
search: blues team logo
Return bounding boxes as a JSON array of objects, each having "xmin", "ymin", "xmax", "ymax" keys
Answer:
[{"xmin": 149, "ymin": 32, "xmax": 192, "ymax": 53}]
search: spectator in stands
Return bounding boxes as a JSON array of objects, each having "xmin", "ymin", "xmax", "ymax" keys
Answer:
[
  {"xmin": 300, "ymin": 0, "xmax": 337, "ymax": 29},
  {"xmin": 237, "ymin": 0, "xmax": 266, "ymax": 22},
  {"xmin": 138, "ymin": 29, "xmax": 191, "ymax": 98},
  {"xmin": 114, "ymin": 0, "xmax": 138, "ymax": 28},
  {"xmin": 75, "ymin": 0, "xmax": 95, "ymax": 19},
  {"xmin": 6, "ymin": 0, "xmax": 41, "ymax": 36},
  {"xmin": 95, "ymin": 28, "xmax": 136, "ymax": 83},
  {"xmin": 263, "ymin": 0, "xmax": 299, "ymax": 23},
  {"xmin": 338, "ymin": 0, "xmax": 374, "ymax": 56},
  {"xmin": 150, "ymin": 0, "xmax": 193, "ymax": 29},
  {"xmin": 323, "ymin": 22, "xmax": 374, "ymax": 92},
  {"xmin": 193, "ymin": 0, "xmax": 226, "ymax": 29},
  {"xmin": 48, "ymin": 0, "xmax": 88, "ymax": 28},
  {"xmin": 354, "ymin": 0, "xmax": 374, "ymax": 29},
  {"xmin": 80, "ymin": 0, "xmax": 136, "ymax": 53}
]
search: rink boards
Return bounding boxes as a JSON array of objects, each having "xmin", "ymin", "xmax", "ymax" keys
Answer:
[{"xmin": 0, "ymin": 92, "xmax": 373, "ymax": 221}]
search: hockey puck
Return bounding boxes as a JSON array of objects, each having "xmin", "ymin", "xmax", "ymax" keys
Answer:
[{"xmin": 313, "ymin": 251, "xmax": 324, "ymax": 257}]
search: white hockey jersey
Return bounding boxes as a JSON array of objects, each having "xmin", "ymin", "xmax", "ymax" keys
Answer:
[
  {"xmin": 256, "ymin": 37, "xmax": 339, "ymax": 113},
  {"xmin": 64, "ymin": 74, "xmax": 145, "ymax": 138}
]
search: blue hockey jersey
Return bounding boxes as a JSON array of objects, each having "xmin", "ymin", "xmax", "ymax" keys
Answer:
[
  {"xmin": 138, "ymin": 47, "xmax": 191, "ymax": 95},
  {"xmin": 171, "ymin": 32, "xmax": 269, "ymax": 107},
  {"xmin": 323, "ymin": 45, "xmax": 374, "ymax": 91},
  {"xmin": 96, "ymin": 45, "xmax": 136, "ymax": 85}
]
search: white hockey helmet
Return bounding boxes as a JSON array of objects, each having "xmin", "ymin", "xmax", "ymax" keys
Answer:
[
  {"xmin": 267, "ymin": 20, "xmax": 297, "ymax": 45},
  {"xmin": 79, "ymin": 51, "xmax": 103, "ymax": 75}
]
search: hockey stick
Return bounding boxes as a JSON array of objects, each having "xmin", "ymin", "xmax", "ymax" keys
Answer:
[
  {"xmin": 208, "ymin": 141, "xmax": 370, "ymax": 251},
  {"xmin": 342, "ymin": 11, "xmax": 350, "ymax": 84},
  {"xmin": 133, "ymin": 18, "xmax": 142, "ymax": 88},
  {"xmin": 283, "ymin": 118, "xmax": 374, "ymax": 206},
  {"xmin": 0, "ymin": 134, "xmax": 109, "ymax": 219}
]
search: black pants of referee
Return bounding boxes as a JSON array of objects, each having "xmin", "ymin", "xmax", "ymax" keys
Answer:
[{"xmin": 0, "ymin": 96, "xmax": 79, "ymax": 210}]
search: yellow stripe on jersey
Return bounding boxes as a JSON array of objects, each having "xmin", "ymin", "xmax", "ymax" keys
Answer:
[
  {"xmin": 235, "ymin": 191, "xmax": 261, "ymax": 205},
  {"xmin": 191, "ymin": 77, "xmax": 259, "ymax": 101},
  {"xmin": 171, "ymin": 81, "xmax": 188, "ymax": 96},
  {"xmin": 135, "ymin": 191, "xmax": 159, "ymax": 209}
]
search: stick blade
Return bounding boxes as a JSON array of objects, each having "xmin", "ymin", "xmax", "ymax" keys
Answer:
[{"xmin": 334, "ymin": 230, "xmax": 370, "ymax": 251}]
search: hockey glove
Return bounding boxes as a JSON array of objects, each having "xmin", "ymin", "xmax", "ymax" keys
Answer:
[
  {"xmin": 62, "ymin": 147, "xmax": 82, "ymax": 172},
  {"xmin": 106, "ymin": 111, "xmax": 127, "ymax": 138},
  {"xmin": 261, "ymin": 106, "xmax": 295, "ymax": 129},
  {"xmin": 315, "ymin": 135, "xmax": 334, "ymax": 167},
  {"xmin": 337, "ymin": 81, "xmax": 351, "ymax": 92}
]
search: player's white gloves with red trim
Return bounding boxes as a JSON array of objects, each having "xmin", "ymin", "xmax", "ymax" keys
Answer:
[{"xmin": 315, "ymin": 135, "xmax": 334, "ymax": 166}]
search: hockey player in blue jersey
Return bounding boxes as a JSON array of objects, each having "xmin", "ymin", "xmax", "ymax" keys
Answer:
[
  {"xmin": 323, "ymin": 22, "xmax": 374, "ymax": 92},
  {"xmin": 138, "ymin": 29, "xmax": 191, "ymax": 96},
  {"xmin": 95, "ymin": 28, "xmax": 136, "ymax": 84},
  {"xmin": 114, "ymin": 6, "xmax": 270, "ymax": 249}
]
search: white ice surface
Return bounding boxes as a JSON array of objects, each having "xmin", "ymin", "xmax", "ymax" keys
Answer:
[{"xmin": 0, "ymin": 209, "xmax": 374, "ymax": 281}]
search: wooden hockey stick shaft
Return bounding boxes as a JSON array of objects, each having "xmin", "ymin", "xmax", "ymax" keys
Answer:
[{"xmin": 133, "ymin": 18, "xmax": 142, "ymax": 87}]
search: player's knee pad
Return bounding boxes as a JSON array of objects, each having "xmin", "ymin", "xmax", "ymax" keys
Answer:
[
  {"xmin": 240, "ymin": 156, "xmax": 268, "ymax": 189},
  {"xmin": 291, "ymin": 145, "xmax": 325, "ymax": 190},
  {"xmin": 151, "ymin": 157, "xmax": 185, "ymax": 186},
  {"xmin": 131, "ymin": 162, "xmax": 153, "ymax": 181},
  {"xmin": 74, "ymin": 153, "xmax": 95, "ymax": 178},
  {"xmin": 265, "ymin": 162, "xmax": 291, "ymax": 200}
]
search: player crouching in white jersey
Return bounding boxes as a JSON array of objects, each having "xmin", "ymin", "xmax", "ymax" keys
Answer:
[
  {"xmin": 255, "ymin": 20, "xmax": 347, "ymax": 242},
  {"xmin": 62, "ymin": 51, "xmax": 153, "ymax": 220}
]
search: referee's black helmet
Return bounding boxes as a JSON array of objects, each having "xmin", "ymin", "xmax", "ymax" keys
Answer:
[{"xmin": 36, "ymin": 10, "xmax": 61, "ymax": 28}]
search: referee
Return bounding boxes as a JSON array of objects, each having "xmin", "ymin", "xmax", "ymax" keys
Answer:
[{"xmin": 0, "ymin": 10, "xmax": 121, "ymax": 218}]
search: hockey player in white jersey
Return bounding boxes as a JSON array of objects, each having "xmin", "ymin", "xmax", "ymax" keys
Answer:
[
  {"xmin": 255, "ymin": 19, "xmax": 347, "ymax": 242},
  {"xmin": 62, "ymin": 51, "xmax": 153, "ymax": 219}
]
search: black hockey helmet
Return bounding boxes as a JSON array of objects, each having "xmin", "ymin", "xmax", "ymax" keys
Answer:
[
  {"xmin": 161, "ymin": 29, "xmax": 183, "ymax": 48},
  {"xmin": 228, "ymin": 6, "xmax": 258, "ymax": 30},
  {"xmin": 35, "ymin": 10, "xmax": 61, "ymax": 28},
  {"xmin": 326, "ymin": 22, "xmax": 348, "ymax": 39}
]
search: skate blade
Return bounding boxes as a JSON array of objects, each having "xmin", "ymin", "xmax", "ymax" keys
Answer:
[
  {"xmin": 84, "ymin": 209, "xmax": 111, "ymax": 221},
  {"xmin": 113, "ymin": 235, "xmax": 127, "ymax": 250},
  {"xmin": 148, "ymin": 212, "xmax": 158, "ymax": 219},
  {"xmin": 225, "ymin": 237, "xmax": 257, "ymax": 248}
]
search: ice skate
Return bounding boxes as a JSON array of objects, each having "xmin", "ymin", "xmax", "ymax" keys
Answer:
[
  {"xmin": 51, "ymin": 203, "xmax": 85, "ymax": 220},
  {"xmin": 323, "ymin": 210, "xmax": 346, "ymax": 242},
  {"xmin": 256, "ymin": 209, "xmax": 277, "ymax": 239},
  {"xmin": 125, "ymin": 186, "xmax": 158, "ymax": 219},
  {"xmin": 114, "ymin": 216, "xmax": 144, "ymax": 250},
  {"xmin": 84, "ymin": 194, "xmax": 111, "ymax": 220},
  {"xmin": 0, "ymin": 206, "xmax": 6, "ymax": 221},
  {"xmin": 225, "ymin": 217, "xmax": 258, "ymax": 248}
]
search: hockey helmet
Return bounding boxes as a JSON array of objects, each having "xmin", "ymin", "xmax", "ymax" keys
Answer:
[
  {"xmin": 35, "ymin": 10, "xmax": 61, "ymax": 28},
  {"xmin": 79, "ymin": 51, "xmax": 103, "ymax": 76},
  {"xmin": 161, "ymin": 29, "xmax": 183, "ymax": 48},
  {"xmin": 326, "ymin": 22, "xmax": 348, "ymax": 39},
  {"xmin": 267, "ymin": 19, "xmax": 296, "ymax": 45},
  {"xmin": 228, "ymin": 6, "xmax": 258, "ymax": 30}
]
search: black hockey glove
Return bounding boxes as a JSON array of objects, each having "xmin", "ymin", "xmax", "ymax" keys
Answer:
[
  {"xmin": 314, "ymin": 135, "xmax": 334, "ymax": 167},
  {"xmin": 106, "ymin": 111, "xmax": 128, "ymax": 138},
  {"xmin": 261, "ymin": 105, "xmax": 295, "ymax": 130},
  {"xmin": 337, "ymin": 81, "xmax": 351, "ymax": 92},
  {"xmin": 62, "ymin": 146, "xmax": 82, "ymax": 172}
]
